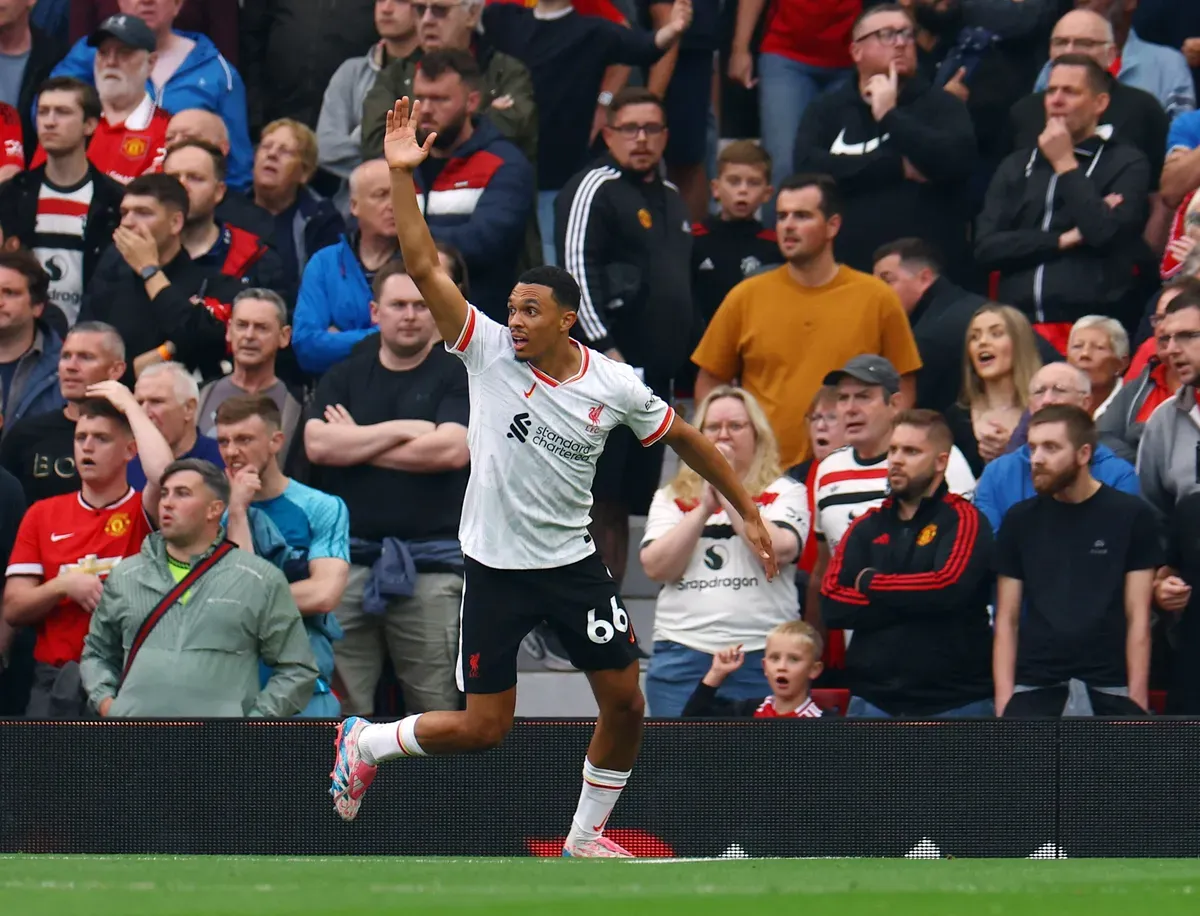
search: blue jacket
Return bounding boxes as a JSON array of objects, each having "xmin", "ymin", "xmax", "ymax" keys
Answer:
[
  {"xmin": 1034, "ymin": 29, "xmax": 1195, "ymax": 121},
  {"xmin": 975, "ymin": 442, "xmax": 1141, "ymax": 533},
  {"xmin": 5, "ymin": 323, "xmax": 64, "ymax": 429},
  {"xmin": 50, "ymin": 31, "xmax": 253, "ymax": 191},
  {"xmin": 291, "ymin": 235, "xmax": 377, "ymax": 376}
]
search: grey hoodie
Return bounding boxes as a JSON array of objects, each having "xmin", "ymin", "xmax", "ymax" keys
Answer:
[
  {"xmin": 1136, "ymin": 383, "xmax": 1200, "ymax": 515},
  {"xmin": 1097, "ymin": 359, "xmax": 1167, "ymax": 464},
  {"xmin": 316, "ymin": 41, "xmax": 393, "ymax": 181}
]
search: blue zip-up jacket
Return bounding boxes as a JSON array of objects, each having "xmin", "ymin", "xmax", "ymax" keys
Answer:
[
  {"xmin": 49, "ymin": 31, "xmax": 253, "ymax": 190},
  {"xmin": 5, "ymin": 323, "xmax": 65, "ymax": 430},
  {"xmin": 975, "ymin": 441, "xmax": 1141, "ymax": 533},
  {"xmin": 291, "ymin": 235, "xmax": 377, "ymax": 376}
]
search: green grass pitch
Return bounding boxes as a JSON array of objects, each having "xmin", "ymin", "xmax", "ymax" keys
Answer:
[{"xmin": 3, "ymin": 856, "xmax": 1200, "ymax": 915}]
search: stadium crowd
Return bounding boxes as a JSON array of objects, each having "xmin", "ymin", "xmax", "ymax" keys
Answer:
[{"xmin": 0, "ymin": 0, "xmax": 1199, "ymax": 721}]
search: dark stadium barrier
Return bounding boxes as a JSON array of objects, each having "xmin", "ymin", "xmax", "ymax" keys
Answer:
[{"xmin": 2, "ymin": 719, "xmax": 1197, "ymax": 858}]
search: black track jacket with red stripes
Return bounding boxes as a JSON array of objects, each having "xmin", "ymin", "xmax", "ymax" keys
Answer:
[{"xmin": 821, "ymin": 483, "xmax": 994, "ymax": 716}]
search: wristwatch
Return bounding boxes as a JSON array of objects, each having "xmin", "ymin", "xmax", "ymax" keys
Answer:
[
  {"xmin": 597, "ymin": 91, "xmax": 614, "ymax": 107},
  {"xmin": 139, "ymin": 264, "xmax": 162, "ymax": 282}
]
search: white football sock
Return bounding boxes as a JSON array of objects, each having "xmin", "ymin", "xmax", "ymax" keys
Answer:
[
  {"xmin": 568, "ymin": 758, "xmax": 630, "ymax": 842},
  {"xmin": 357, "ymin": 715, "xmax": 427, "ymax": 765}
]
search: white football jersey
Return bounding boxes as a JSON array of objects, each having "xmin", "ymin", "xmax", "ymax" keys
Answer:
[
  {"xmin": 447, "ymin": 305, "xmax": 675, "ymax": 570},
  {"xmin": 813, "ymin": 445, "xmax": 976, "ymax": 550}
]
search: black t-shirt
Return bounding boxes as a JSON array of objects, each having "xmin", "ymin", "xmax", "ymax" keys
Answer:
[
  {"xmin": 1164, "ymin": 491, "xmax": 1200, "ymax": 711},
  {"xmin": 309, "ymin": 345, "xmax": 469, "ymax": 542},
  {"xmin": 1009, "ymin": 82, "xmax": 1170, "ymax": 189},
  {"xmin": 0, "ymin": 409, "xmax": 78, "ymax": 504},
  {"xmin": 995, "ymin": 484, "xmax": 1163, "ymax": 687}
]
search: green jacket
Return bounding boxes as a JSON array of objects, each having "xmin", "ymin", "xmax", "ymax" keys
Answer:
[
  {"xmin": 360, "ymin": 42, "xmax": 538, "ymax": 168},
  {"xmin": 80, "ymin": 532, "xmax": 318, "ymax": 718}
]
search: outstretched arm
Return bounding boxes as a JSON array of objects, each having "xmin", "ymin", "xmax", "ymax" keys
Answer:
[
  {"xmin": 661, "ymin": 417, "xmax": 778, "ymax": 580},
  {"xmin": 384, "ymin": 97, "xmax": 471, "ymax": 344},
  {"xmin": 86, "ymin": 380, "xmax": 173, "ymax": 523}
]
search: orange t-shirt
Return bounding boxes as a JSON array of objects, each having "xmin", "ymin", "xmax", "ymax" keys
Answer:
[{"xmin": 691, "ymin": 265, "xmax": 922, "ymax": 467}]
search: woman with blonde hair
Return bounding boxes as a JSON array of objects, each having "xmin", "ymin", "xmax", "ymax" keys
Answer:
[
  {"xmin": 640, "ymin": 386, "xmax": 809, "ymax": 717},
  {"xmin": 944, "ymin": 303, "xmax": 1043, "ymax": 477}
]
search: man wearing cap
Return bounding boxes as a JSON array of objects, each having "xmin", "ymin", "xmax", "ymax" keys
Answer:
[
  {"xmin": 30, "ymin": 16, "xmax": 169, "ymax": 184},
  {"xmin": 804, "ymin": 355, "xmax": 976, "ymax": 635}
]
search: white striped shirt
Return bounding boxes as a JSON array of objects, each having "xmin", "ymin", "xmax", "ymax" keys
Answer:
[{"xmin": 32, "ymin": 177, "xmax": 92, "ymax": 326}]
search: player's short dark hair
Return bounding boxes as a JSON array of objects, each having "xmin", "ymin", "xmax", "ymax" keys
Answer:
[
  {"xmin": 1049, "ymin": 53, "xmax": 1112, "ymax": 95},
  {"xmin": 777, "ymin": 173, "xmax": 842, "ymax": 219},
  {"xmin": 164, "ymin": 138, "xmax": 228, "ymax": 182},
  {"xmin": 76, "ymin": 397, "xmax": 132, "ymax": 435},
  {"xmin": 517, "ymin": 265, "xmax": 581, "ymax": 312},
  {"xmin": 716, "ymin": 140, "xmax": 771, "ymax": 179},
  {"xmin": 0, "ymin": 247, "xmax": 49, "ymax": 306},
  {"xmin": 893, "ymin": 408, "xmax": 953, "ymax": 454},
  {"xmin": 1164, "ymin": 288, "xmax": 1200, "ymax": 317},
  {"xmin": 36, "ymin": 76, "xmax": 101, "ymax": 122},
  {"xmin": 125, "ymin": 173, "xmax": 191, "ymax": 221},
  {"xmin": 872, "ymin": 237, "xmax": 944, "ymax": 275},
  {"xmin": 606, "ymin": 87, "xmax": 666, "ymax": 125},
  {"xmin": 1028, "ymin": 403, "xmax": 1097, "ymax": 452},
  {"xmin": 416, "ymin": 49, "xmax": 482, "ymax": 90},
  {"xmin": 161, "ymin": 458, "xmax": 230, "ymax": 505},
  {"xmin": 215, "ymin": 394, "xmax": 282, "ymax": 431},
  {"xmin": 852, "ymin": 2, "xmax": 913, "ymax": 39}
]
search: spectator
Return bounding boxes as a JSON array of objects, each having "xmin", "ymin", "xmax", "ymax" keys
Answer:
[
  {"xmin": 0, "ymin": 320, "xmax": 125, "ymax": 502},
  {"xmin": 1162, "ymin": 110, "xmax": 1200, "ymax": 213},
  {"xmin": 251, "ymin": 118, "xmax": 345, "ymax": 286},
  {"xmin": 640, "ymin": 386, "xmax": 806, "ymax": 717},
  {"xmin": 79, "ymin": 172, "xmax": 241, "ymax": 384},
  {"xmin": 976, "ymin": 55, "xmax": 1151, "ymax": 350},
  {"xmin": 681, "ymin": 621, "xmax": 825, "ymax": 718},
  {"xmin": 1132, "ymin": 0, "xmax": 1200, "ymax": 95},
  {"xmin": 728, "ymin": 0, "xmax": 859, "ymax": 221},
  {"xmin": 1156, "ymin": 490, "xmax": 1200, "ymax": 713},
  {"xmin": 805, "ymin": 356, "xmax": 976, "ymax": 633},
  {"xmin": 0, "ymin": 463, "xmax": 26, "ymax": 711},
  {"xmin": 162, "ymin": 140, "xmax": 288, "ymax": 296},
  {"xmin": 995, "ymin": 404, "xmax": 1158, "ymax": 717},
  {"xmin": 217, "ymin": 395, "xmax": 349, "ymax": 719},
  {"xmin": 557, "ymin": 86, "xmax": 688, "ymax": 585},
  {"xmin": 292, "ymin": 158, "xmax": 400, "ymax": 377},
  {"xmin": 80, "ymin": 457, "xmax": 318, "ymax": 718},
  {"xmin": 317, "ymin": 0, "xmax": 420, "ymax": 205},
  {"xmin": 944, "ymin": 304, "xmax": 1044, "ymax": 477},
  {"xmin": 0, "ymin": 247, "xmax": 64, "ymax": 429},
  {"xmin": 1010, "ymin": 9, "xmax": 1169, "ymax": 197},
  {"xmin": 1067, "ymin": 315, "xmax": 1129, "ymax": 417},
  {"xmin": 692, "ymin": 174, "xmax": 922, "ymax": 469},
  {"xmin": 483, "ymin": 0, "xmax": 691, "ymax": 263},
  {"xmin": 240, "ymin": 0, "xmax": 377, "ymax": 134},
  {"xmin": 690, "ymin": 141, "xmax": 781, "ymax": 329},
  {"xmin": 129, "ymin": 360, "xmax": 222, "ymax": 490},
  {"xmin": 821, "ymin": 409, "xmax": 994, "ymax": 718},
  {"xmin": 975, "ymin": 362, "xmax": 1139, "ymax": 535},
  {"xmin": 1033, "ymin": 0, "xmax": 1194, "ymax": 122},
  {"xmin": 1099, "ymin": 280, "xmax": 1192, "ymax": 463},
  {"xmin": 30, "ymin": 15, "xmax": 169, "ymax": 184},
  {"xmin": 360, "ymin": 0, "xmax": 538, "ymax": 166},
  {"xmin": 1138, "ymin": 289, "xmax": 1200, "ymax": 514},
  {"xmin": 0, "ymin": 77, "xmax": 124, "ymax": 328},
  {"xmin": 792, "ymin": 2, "xmax": 977, "ymax": 275},
  {"xmin": 50, "ymin": 0, "xmax": 253, "ymax": 192},
  {"xmin": 786, "ymin": 385, "xmax": 845, "ymax": 608},
  {"xmin": 198, "ymin": 289, "xmax": 303, "ymax": 465},
  {"xmin": 0, "ymin": 0, "xmax": 65, "ymax": 166},
  {"xmin": 0, "ymin": 99, "xmax": 23, "ymax": 181},
  {"xmin": 1161, "ymin": 183, "xmax": 1200, "ymax": 279},
  {"xmin": 70, "ymin": 0, "xmax": 239, "ymax": 66},
  {"xmin": 3, "ymin": 385, "xmax": 171, "ymax": 716},
  {"xmin": 305, "ymin": 259, "xmax": 469, "ymax": 716}
]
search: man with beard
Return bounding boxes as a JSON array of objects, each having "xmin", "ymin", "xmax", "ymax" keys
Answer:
[
  {"xmin": 995, "ymin": 403, "xmax": 1159, "ymax": 717},
  {"xmin": 304, "ymin": 259, "xmax": 469, "ymax": 717},
  {"xmin": 821, "ymin": 409, "xmax": 994, "ymax": 718},
  {"xmin": 30, "ymin": 15, "xmax": 170, "ymax": 184}
]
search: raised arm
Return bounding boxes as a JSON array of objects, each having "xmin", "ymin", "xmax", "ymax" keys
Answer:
[
  {"xmin": 86, "ymin": 380, "xmax": 173, "ymax": 523},
  {"xmin": 383, "ymin": 97, "xmax": 472, "ymax": 344}
]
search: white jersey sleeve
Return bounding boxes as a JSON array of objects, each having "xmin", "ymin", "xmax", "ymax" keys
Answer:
[
  {"xmin": 946, "ymin": 446, "xmax": 977, "ymax": 502},
  {"xmin": 445, "ymin": 304, "xmax": 511, "ymax": 374},
  {"xmin": 609, "ymin": 360, "xmax": 675, "ymax": 446}
]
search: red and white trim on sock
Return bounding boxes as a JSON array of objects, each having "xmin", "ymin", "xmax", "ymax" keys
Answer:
[
  {"xmin": 358, "ymin": 714, "xmax": 427, "ymax": 765},
  {"xmin": 569, "ymin": 758, "xmax": 630, "ymax": 843}
]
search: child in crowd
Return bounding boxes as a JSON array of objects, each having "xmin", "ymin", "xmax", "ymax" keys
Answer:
[{"xmin": 681, "ymin": 620, "xmax": 825, "ymax": 718}]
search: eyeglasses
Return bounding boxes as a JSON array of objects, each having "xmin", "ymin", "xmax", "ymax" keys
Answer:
[
  {"xmin": 412, "ymin": 1, "xmax": 463, "ymax": 18},
  {"xmin": 1030, "ymin": 384, "xmax": 1087, "ymax": 399},
  {"xmin": 701, "ymin": 420, "xmax": 751, "ymax": 435},
  {"xmin": 854, "ymin": 26, "xmax": 915, "ymax": 46},
  {"xmin": 1157, "ymin": 330, "xmax": 1200, "ymax": 347},
  {"xmin": 1050, "ymin": 37, "xmax": 1111, "ymax": 51},
  {"xmin": 611, "ymin": 123, "xmax": 666, "ymax": 139}
]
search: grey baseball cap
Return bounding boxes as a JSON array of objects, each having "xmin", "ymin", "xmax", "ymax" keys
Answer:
[
  {"xmin": 823, "ymin": 354, "xmax": 901, "ymax": 396},
  {"xmin": 88, "ymin": 14, "xmax": 156, "ymax": 53}
]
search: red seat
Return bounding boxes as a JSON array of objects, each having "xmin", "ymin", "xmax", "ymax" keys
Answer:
[
  {"xmin": 811, "ymin": 688, "xmax": 851, "ymax": 717},
  {"xmin": 1149, "ymin": 690, "xmax": 1167, "ymax": 715}
]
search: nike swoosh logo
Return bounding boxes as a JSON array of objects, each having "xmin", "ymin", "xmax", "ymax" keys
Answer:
[
  {"xmin": 50, "ymin": 533, "xmax": 73, "ymax": 542},
  {"xmin": 524, "ymin": 382, "xmax": 536, "ymax": 398},
  {"xmin": 829, "ymin": 128, "xmax": 889, "ymax": 156}
]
